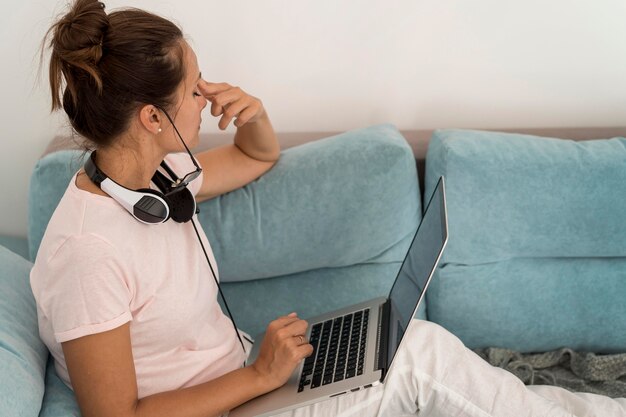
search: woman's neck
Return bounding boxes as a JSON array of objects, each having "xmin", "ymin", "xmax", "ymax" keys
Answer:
[{"xmin": 79, "ymin": 127, "xmax": 171, "ymax": 195}]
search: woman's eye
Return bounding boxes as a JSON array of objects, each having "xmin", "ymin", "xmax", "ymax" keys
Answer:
[{"xmin": 193, "ymin": 91, "xmax": 201, "ymax": 97}]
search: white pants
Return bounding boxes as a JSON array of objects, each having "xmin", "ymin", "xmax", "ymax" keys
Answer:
[{"xmin": 274, "ymin": 320, "xmax": 626, "ymax": 417}]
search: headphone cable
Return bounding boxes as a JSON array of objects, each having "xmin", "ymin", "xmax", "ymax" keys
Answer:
[{"xmin": 190, "ymin": 217, "xmax": 250, "ymax": 361}]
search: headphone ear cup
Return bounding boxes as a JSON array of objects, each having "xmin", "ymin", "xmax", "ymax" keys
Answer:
[
  {"xmin": 135, "ymin": 188, "xmax": 171, "ymax": 223},
  {"xmin": 164, "ymin": 187, "xmax": 196, "ymax": 223}
]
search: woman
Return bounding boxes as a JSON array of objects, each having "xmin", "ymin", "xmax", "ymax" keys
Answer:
[{"xmin": 32, "ymin": 1, "xmax": 626, "ymax": 416}]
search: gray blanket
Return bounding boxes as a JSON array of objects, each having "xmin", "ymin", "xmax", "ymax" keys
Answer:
[{"xmin": 474, "ymin": 347, "xmax": 626, "ymax": 398}]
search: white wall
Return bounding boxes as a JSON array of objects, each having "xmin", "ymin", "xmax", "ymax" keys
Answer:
[{"xmin": 2, "ymin": 0, "xmax": 626, "ymax": 238}]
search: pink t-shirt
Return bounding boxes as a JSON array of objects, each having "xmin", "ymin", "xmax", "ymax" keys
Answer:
[{"xmin": 30, "ymin": 153, "xmax": 248, "ymax": 399}]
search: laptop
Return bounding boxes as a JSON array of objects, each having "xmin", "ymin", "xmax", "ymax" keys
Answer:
[{"xmin": 230, "ymin": 176, "xmax": 449, "ymax": 417}]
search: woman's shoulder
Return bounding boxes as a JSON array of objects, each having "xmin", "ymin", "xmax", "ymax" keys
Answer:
[
  {"xmin": 30, "ymin": 230, "xmax": 122, "ymax": 303},
  {"xmin": 35, "ymin": 175, "xmax": 126, "ymax": 267},
  {"xmin": 35, "ymin": 229, "xmax": 119, "ymax": 270}
]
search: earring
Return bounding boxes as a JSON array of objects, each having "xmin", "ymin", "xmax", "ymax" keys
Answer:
[{"xmin": 158, "ymin": 128, "xmax": 162, "ymax": 133}]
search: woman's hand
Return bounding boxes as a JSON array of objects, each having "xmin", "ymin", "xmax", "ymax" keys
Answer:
[
  {"xmin": 251, "ymin": 313, "xmax": 314, "ymax": 391},
  {"xmin": 193, "ymin": 79, "xmax": 279, "ymax": 202},
  {"xmin": 198, "ymin": 80, "xmax": 267, "ymax": 130}
]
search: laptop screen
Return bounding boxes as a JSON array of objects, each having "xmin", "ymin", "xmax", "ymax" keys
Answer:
[{"xmin": 385, "ymin": 176, "xmax": 448, "ymax": 371}]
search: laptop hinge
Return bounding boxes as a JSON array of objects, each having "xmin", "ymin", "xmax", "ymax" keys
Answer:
[{"xmin": 376, "ymin": 299, "xmax": 391, "ymax": 378}]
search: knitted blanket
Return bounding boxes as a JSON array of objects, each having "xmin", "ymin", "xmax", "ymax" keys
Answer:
[{"xmin": 474, "ymin": 347, "xmax": 626, "ymax": 398}]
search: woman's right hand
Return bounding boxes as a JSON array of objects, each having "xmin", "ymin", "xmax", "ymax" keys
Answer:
[{"xmin": 250, "ymin": 313, "xmax": 314, "ymax": 391}]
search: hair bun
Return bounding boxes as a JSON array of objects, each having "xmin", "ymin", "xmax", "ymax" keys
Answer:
[
  {"xmin": 50, "ymin": 0, "xmax": 109, "ymax": 94},
  {"xmin": 45, "ymin": 1, "xmax": 184, "ymax": 147}
]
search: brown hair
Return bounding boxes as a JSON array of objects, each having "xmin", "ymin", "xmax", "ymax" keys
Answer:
[{"xmin": 45, "ymin": 0, "xmax": 185, "ymax": 147}]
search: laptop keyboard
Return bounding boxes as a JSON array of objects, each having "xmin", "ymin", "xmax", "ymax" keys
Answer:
[{"xmin": 298, "ymin": 309, "xmax": 369, "ymax": 392}]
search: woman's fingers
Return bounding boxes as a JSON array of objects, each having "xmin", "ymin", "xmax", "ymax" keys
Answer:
[
  {"xmin": 283, "ymin": 319, "xmax": 309, "ymax": 341},
  {"xmin": 218, "ymin": 98, "xmax": 249, "ymax": 130},
  {"xmin": 268, "ymin": 314, "xmax": 300, "ymax": 331},
  {"xmin": 210, "ymin": 88, "xmax": 242, "ymax": 117},
  {"xmin": 234, "ymin": 102, "xmax": 262, "ymax": 128},
  {"xmin": 198, "ymin": 80, "xmax": 230, "ymax": 98},
  {"xmin": 273, "ymin": 318, "xmax": 307, "ymax": 341},
  {"xmin": 201, "ymin": 81, "xmax": 264, "ymax": 129},
  {"xmin": 280, "ymin": 320, "xmax": 312, "ymax": 358},
  {"xmin": 268, "ymin": 314, "xmax": 310, "ymax": 347}
]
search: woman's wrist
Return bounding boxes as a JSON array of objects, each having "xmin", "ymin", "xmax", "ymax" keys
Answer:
[
  {"xmin": 248, "ymin": 363, "xmax": 281, "ymax": 393},
  {"xmin": 233, "ymin": 111, "xmax": 280, "ymax": 163}
]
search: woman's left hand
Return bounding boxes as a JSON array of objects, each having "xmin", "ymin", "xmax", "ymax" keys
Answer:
[{"xmin": 198, "ymin": 80, "xmax": 266, "ymax": 130}]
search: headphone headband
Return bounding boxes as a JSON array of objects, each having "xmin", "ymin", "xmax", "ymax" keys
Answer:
[
  {"xmin": 83, "ymin": 152, "xmax": 107, "ymax": 187},
  {"xmin": 83, "ymin": 151, "xmax": 196, "ymax": 224}
]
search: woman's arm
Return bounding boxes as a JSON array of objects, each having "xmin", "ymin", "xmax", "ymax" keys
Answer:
[
  {"xmin": 63, "ymin": 314, "xmax": 312, "ymax": 417},
  {"xmin": 194, "ymin": 81, "xmax": 280, "ymax": 202}
]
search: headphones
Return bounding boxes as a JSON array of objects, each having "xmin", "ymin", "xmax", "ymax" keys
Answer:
[{"xmin": 84, "ymin": 151, "xmax": 197, "ymax": 224}]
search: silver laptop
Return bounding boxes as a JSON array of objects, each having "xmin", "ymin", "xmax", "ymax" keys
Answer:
[{"xmin": 230, "ymin": 176, "xmax": 448, "ymax": 417}]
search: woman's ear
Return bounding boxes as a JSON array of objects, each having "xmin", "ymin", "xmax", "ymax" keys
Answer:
[{"xmin": 138, "ymin": 104, "xmax": 162, "ymax": 135}]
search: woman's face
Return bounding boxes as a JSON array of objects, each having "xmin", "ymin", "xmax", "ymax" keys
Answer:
[{"xmin": 165, "ymin": 41, "xmax": 207, "ymax": 151}]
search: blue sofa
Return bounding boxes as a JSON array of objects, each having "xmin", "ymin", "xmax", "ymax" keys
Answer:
[{"xmin": 1, "ymin": 124, "xmax": 625, "ymax": 416}]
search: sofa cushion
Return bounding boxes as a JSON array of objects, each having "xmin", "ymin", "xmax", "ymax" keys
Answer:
[
  {"xmin": 427, "ymin": 257, "xmax": 626, "ymax": 353},
  {"xmin": 425, "ymin": 129, "xmax": 626, "ymax": 264},
  {"xmin": 0, "ymin": 246, "xmax": 48, "ymax": 416},
  {"xmin": 199, "ymin": 124, "xmax": 421, "ymax": 282},
  {"xmin": 424, "ymin": 129, "xmax": 626, "ymax": 352}
]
